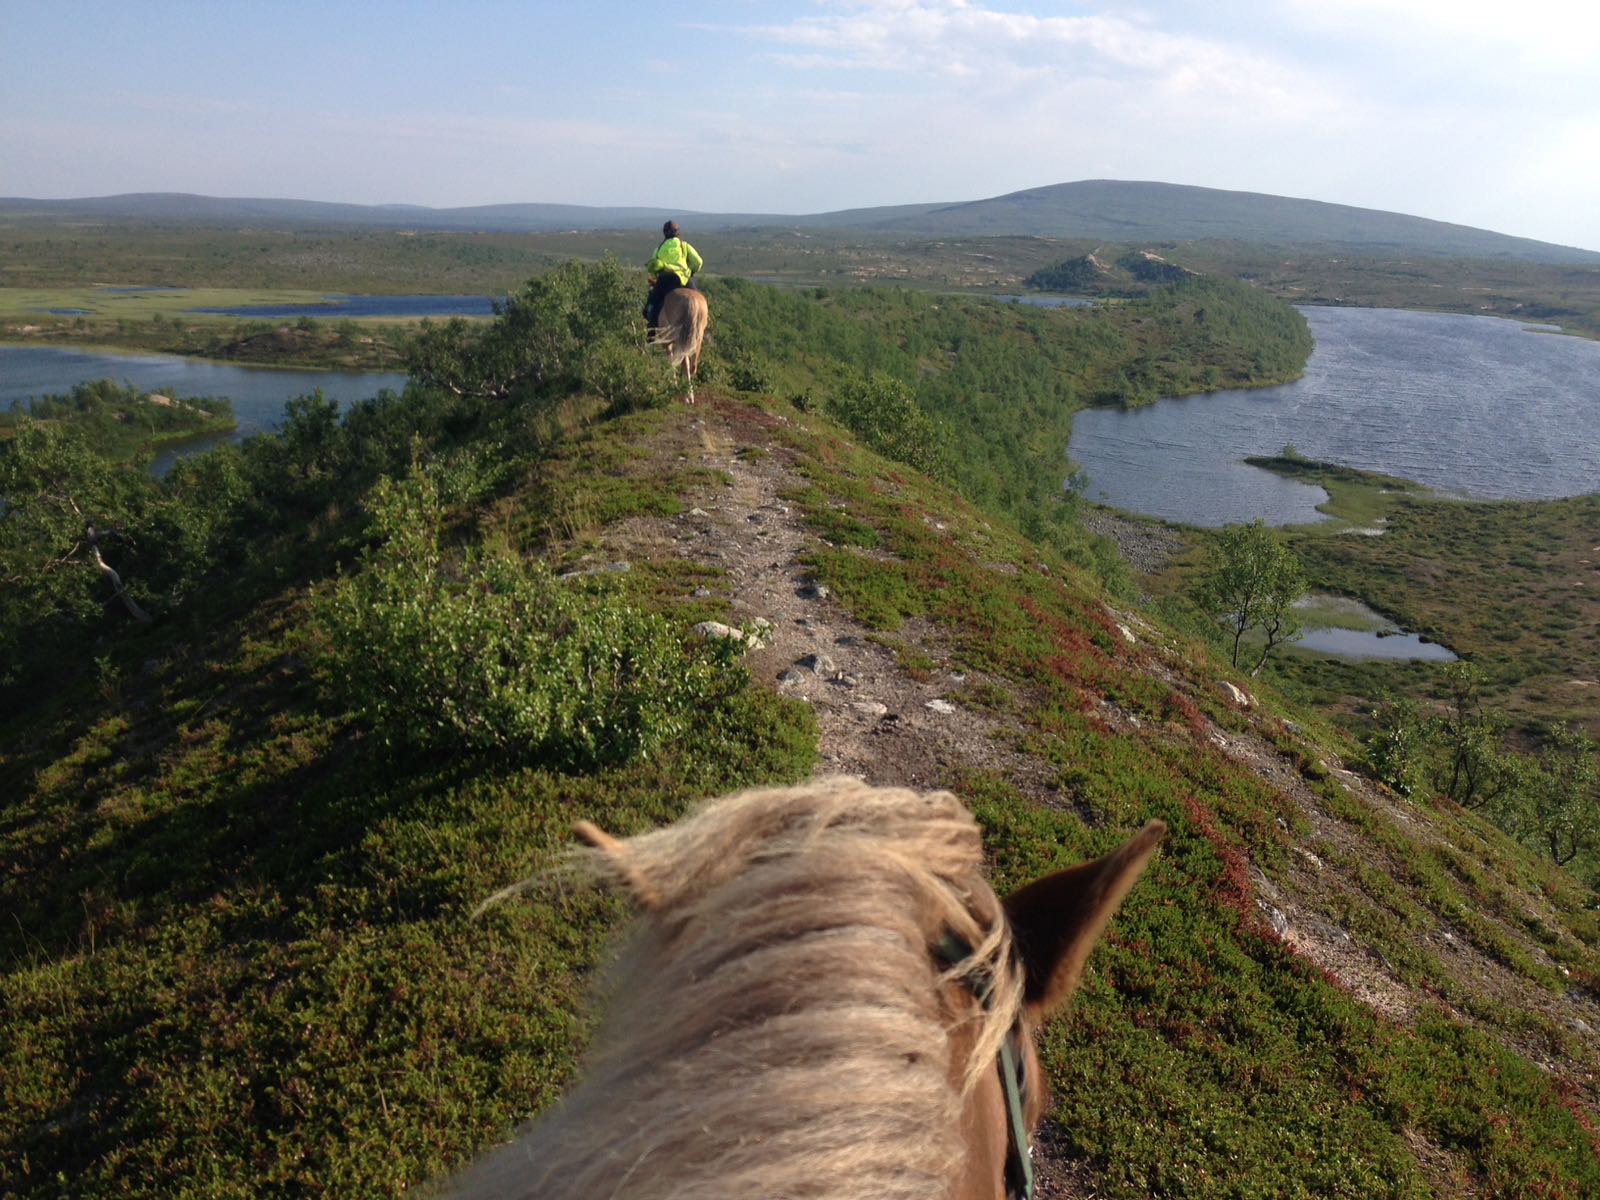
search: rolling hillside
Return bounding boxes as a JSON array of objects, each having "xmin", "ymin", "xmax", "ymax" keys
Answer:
[
  {"xmin": 5, "ymin": 180, "xmax": 1596, "ymax": 263},
  {"xmin": 854, "ymin": 179, "xmax": 1600, "ymax": 262}
]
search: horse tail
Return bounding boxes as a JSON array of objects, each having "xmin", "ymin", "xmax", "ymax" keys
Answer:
[
  {"xmin": 653, "ymin": 289, "xmax": 709, "ymax": 371},
  {"xmin": 682, "ymin": 291, "xmax": 709, "ymax": 369}
]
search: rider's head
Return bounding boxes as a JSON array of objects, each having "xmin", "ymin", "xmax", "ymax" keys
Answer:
[{"xmin": 663, "ymin": 220, "xmax": 680, "ymax": 238}]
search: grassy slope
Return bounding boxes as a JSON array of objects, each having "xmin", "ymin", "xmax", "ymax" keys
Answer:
[
  {"xmin": 0, "ymin": 400, "xmax": 819, "ymax": 1195},
  {"xmin": 4, "ymin": 376, "xmax": 1599, "ymax": 1199},
  {"xmin": 766, "ymin": 398, "xmax": 1600, "ymax": 1196},
  {"xmin": 3, "ymin": 268, "xmax": 1597, "ymax": 1195}
]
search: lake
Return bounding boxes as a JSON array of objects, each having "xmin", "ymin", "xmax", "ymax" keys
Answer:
[
  {"xmin": 1069, "ymin": 307, "xmax": 1600, "ymax": 526},
  {"xmin": 997, "ymin": 295, "xmax": 1095, "ymax": 309},
  {"xmin": 1, "ymin": 345, "xmax": 407, "ymax": 471}
]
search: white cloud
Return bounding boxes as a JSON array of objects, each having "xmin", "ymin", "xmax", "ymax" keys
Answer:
[
  {"xmin": 1284, "ymin": 0, "xmax": 1600, "ymax": 50},
  {"xmin": 1275, "ymin": 0, "xmax": 1600, "ymax": 95},
  {"xmin": 742, "ymin": 2, "xmax": 1291, "ymax": 90},
  {"xmin": 689, "ymin": 0, "xmax": 1598, "ymax": 247}
]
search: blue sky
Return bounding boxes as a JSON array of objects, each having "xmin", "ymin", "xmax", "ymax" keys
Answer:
[{"xmin": 4, "ymin": 1, "xmax": 1598, "ymax": 249}]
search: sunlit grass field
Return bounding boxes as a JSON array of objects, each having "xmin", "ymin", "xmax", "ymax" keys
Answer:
[{"xmin": 0, "ymin": 286, "xmax": 341, "ymax": 322}]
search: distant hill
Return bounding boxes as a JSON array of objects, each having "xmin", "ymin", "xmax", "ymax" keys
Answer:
[
  {"xmin": 3, "ymin": 180, "xmax": 1596, "ymax": 263},
  {"xmin": 0, "ymin": 192, "xmax": 675, "ymax": 233},
  {"xmin": 847, "ymin": 180, "xmax": 1600, "ymax": 264}
]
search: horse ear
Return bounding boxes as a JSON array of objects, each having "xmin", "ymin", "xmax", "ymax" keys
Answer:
[
  {"xmin": 1002, "ymin": 820, "xmax": 1166, "ymax": 1020},
  {"xmin": 573, "ymin": 820, "xmax": 662, "ymax": 911}
]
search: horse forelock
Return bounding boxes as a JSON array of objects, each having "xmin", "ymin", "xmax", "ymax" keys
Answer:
[{"xmin": 452, "ymin": 777, "xmax": 1023, "ymax": 1200}]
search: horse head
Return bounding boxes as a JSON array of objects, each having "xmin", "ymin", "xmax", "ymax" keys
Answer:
[{"xmin": 450, "ymin": 778, "xmax": 1163, "ymax": 1200}]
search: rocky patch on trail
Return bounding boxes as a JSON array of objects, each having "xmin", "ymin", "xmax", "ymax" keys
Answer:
[{"xmin": 1081, "ymin": 505, "xmax": 1186, "ymax": 574}]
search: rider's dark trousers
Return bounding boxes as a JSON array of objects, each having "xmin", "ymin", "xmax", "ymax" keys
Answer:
[{"xmin": 645, "ymin": 273, "xmax": 696, "ymax": 329}]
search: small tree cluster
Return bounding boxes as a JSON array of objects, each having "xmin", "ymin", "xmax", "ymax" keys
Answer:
[
  {"xmin": 1431, "ymin": 661, "xmax": 1523, "ymax": 811},
  {"xmin": 405, "ymin": 257, "xmax": 675, "ymax": 416},
  {"xmin": 1361, "ymin": 662, "xmax": 1599, "ymax": 873},
  {"xmin": 1194, "ymin": 519, "xmax": 1307, "ymax": 676},
  {"xmin": 1526, "ymin": 722, "xmax": 1599, "ymax": 867},
  {"xmin": 0, "ymin": 416, "xmax": 253, "ymax": 683}
]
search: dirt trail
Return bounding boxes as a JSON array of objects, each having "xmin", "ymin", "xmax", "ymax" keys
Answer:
[{"xmin": 608, "ymin": 411, "xmax": 1070, "ymax": 807}]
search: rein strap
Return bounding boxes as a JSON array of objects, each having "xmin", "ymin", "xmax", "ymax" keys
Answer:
[{"xmin": 936, "ymin": 934, "xmax": 1035, "ymax": 1200}]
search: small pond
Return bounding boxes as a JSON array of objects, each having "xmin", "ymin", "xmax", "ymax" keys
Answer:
[
  {"xmin": 996, "ymin": 295, "xmax": 1095, "ymax": 309},
  {"xmin": 1290, "ymin": 594, "xmax": 1456, "ymax": 662}
]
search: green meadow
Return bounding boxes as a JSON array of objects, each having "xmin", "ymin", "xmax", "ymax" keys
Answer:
[{"xmin": 0, "ymin": 286, "xmax": 339, "ymax": 322}]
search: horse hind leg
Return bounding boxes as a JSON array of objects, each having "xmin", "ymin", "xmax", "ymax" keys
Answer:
[{"xmin": 684, "ymin": 334, "xmax": 703, "ymax": 404}]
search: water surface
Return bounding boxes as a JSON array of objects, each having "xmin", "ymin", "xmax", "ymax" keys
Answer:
[
  {"xmin": 1293, "ymin": 626, "xmax": 1456, "ymax": 661},
  {"xmin": 1, "ymin": 345, "xmax": 406, "ymax": 471},
  {"xmin": 1070, "ymin": 307, "xmax": 1600, "ymax": 526},
  {"xmin": 997, "ymin": 295, "xmax": 1095, "ymax": 309}
]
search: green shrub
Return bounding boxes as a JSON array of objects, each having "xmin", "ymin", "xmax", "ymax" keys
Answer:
[
  {"xmin": 826, "ymin": 372, "xmax": 949, "ymax": 479},
  {"xmin": 311, "ymin": 465, "xmax": 745, "ymax": 765},
  {"xmin": 1363, "ymin": 699, "xmax": 1431, "ymax": 799},
  {"xmin": 404, "ymin": 257, "xmax": 645, "ymax": 411},
  {"xmin": 579, "ymin": 337, "xmax": 678, "ymax": 414},
  {"xmin": 724, "ymin": 349, "xmax": 772, "ymax": 393}
]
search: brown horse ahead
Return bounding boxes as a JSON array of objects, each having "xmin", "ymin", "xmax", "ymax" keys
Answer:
[
  {"xmin": 650, "ymin": 287, "xmax": 709, "ymax": 403},
  {"xmin": 448, "ymin": 778, "xmax": 1163, "ymax": 1200}
]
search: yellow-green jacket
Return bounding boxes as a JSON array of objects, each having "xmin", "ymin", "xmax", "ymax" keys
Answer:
[{"xmin": 647, "ymin": 237, "xmax": 703, "ymax": 286}]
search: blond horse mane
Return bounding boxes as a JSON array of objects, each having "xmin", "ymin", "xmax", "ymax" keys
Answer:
[
  {"xmin": 649, "ymin": 287, "xmax": 709, "ymax": 401},
  {"xmin": 450, "ymin": 777, "xmax": 1024, "ymax": 1200}
]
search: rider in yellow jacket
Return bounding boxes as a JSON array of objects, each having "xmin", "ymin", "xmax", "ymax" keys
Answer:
[{"xmin": 644, "ymin": 220, "xmax": 703, "ymax": 332}]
